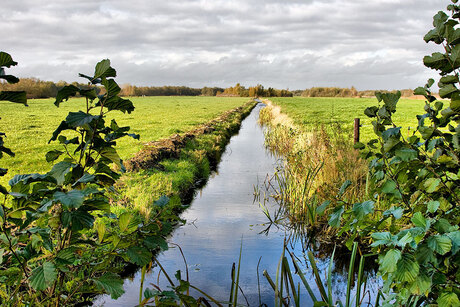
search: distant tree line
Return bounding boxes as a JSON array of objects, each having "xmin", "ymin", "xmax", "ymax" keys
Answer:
[
  {"xmin": 300, "ymin": 87, "xmax": 417, "ymax": 98},
  {"xmin": 221, "ymin": 83, "xmax": 293, "ymax": 97},
  {"xmin": 0, "ymin": 78, "xmax": 419, "ymax": 99}
]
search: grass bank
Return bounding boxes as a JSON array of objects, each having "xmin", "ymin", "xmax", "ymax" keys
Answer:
[
  {"xmin": 269, "ymin": 96, "xmax": 424, "ymax": 143},
  {"xmin": 259, "ymin": 99, "xmax": 368, "ymax": 230},
  {"xmin": 0, "ymin": 96, "xmax": 248, "ymax": 186},
  {"xmin": 113, "ymin": 100, "xmax": 257, "ymax": 217}
]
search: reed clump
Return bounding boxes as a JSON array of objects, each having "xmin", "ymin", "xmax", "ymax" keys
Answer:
[{"xmin": 259, "ymin": 101, "xmax": 368, "ymax": 227}]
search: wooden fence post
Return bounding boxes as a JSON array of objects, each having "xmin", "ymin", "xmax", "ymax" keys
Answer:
[{"xmin": 354, "ymin": 118, "xmax": 360, "ymax": 144}]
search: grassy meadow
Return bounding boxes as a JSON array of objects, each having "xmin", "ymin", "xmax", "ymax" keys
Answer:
[
  {"xmin": 0, "ymin": 96, "xmax": 249, "ymax": 185},
  {"xmin": 269, "ymin": 96, "xmax": 427, "ymax": 142}
]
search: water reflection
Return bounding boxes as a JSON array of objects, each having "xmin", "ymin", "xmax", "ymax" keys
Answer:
[{"xmin": 95, "ymin": 103, "xmax": 381, "ymax": 307}]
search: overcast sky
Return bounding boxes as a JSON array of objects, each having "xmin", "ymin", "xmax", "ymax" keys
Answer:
[{"xmin": 1, "ymin": 0, "xmax": 449, "ymax": 90}]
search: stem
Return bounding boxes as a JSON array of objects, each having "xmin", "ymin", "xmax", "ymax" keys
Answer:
[{"xmin": 1, "ymin": 196, "xmax": 29, "ymax": 278}]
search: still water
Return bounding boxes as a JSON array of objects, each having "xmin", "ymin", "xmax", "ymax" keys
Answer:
[{"xmin": 95, "ymin": 103, "xmax": 380, "ymax": 306}]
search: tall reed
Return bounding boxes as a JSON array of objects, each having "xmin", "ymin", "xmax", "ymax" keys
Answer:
[{"xmin": 259, "ymin": 101, "xmax": 368, "ymax": 228}]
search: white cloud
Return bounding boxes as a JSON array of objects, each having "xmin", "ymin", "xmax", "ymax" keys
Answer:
[{"xmin": 0, "ymin": 0, "xmax": 447, "ymax": 90}]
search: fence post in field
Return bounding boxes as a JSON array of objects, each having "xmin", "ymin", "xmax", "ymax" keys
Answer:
[{"xmin": 354, "ymin": 118, "xmax": 360, "ymax": 144}]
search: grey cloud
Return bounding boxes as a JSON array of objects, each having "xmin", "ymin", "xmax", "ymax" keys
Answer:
[{"xmin": 0, "ymin": 0, "xmax": 448, "ymax": 90}]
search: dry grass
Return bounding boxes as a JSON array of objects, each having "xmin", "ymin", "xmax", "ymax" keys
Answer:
[{"xmin": 259, "ymin": 100, "xmax": 368, "ymax": 225}]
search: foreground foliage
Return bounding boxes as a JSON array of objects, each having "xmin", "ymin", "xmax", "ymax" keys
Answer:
[
  {"xmin": 330, "ymin": 2, "xmax": 460, "ymax": 305},
  {"xmin": 0, "ymin": 58, "xmax": 177, "ymax": 305}
]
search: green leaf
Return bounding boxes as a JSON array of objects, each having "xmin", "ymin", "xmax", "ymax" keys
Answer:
[
  {"xmin": 0, "ymin": 74, "xmax": 19, "ymax": 84},
  {"xmin": 49, "ymin": 120, "xmax": 73, "ymax": 143},
  {"xmin": 338, "ymin": 180, "xmax": 352, "ymax": 197},
  {"xmin": 154, "ymin": 195, "xmax": 170, "ymax": 207},
  {"xmin": 395, "ymin": 254, "xmax": 419, "ymax": 283},
  {"xmin": 352, "ymin": 200, "xmax": 374, "ymax": 219},
  {"xmin": 144, "ymin": 236, "xmax": 169, "ymax": 251},
  {"xmin": 328, "ymin": 205, "xmax": 344, "ymax": 228},
  {"xmin": 61, "ymin": 209, "xmax": 95, "ymax": 231},
  {"xmin": 364, "ymin": 106, "xmax": 379, "ymax": 117},
  {"xmin": 447, "ymin": 231, "xmax": 460, "ymax": 254},
  {"xmin": 118, "ymin": 212, "xmax": 133, "ymax": 232},
  {"xmin": 0, "ymin": 91, "xmax": 27, "ymax": 105},
  {"xmin": 48, "ymin": 161, "xmax": 72, "ymax": 185},
  {"xmin": 427, "ymin": 235, "xmax": 452, "ymax": 255},
  {"xmin": 397, "ymin": 232, "xmax": 413, "ymax": 248},
  {"xmin": 395, "ymin": 148, "xmax": 418, "ymax": 161},
  {"xmin": 93, "ymin": 273, "xmax": 125, "ymax": 299},
  {"xmin": 411, "ymin": 212, "xmax": 427, "ymax": 229},
  {"xmin": 54, "ymin": 85, "xmax": 79, "ymax": 107},
  {"xmin": 102, "ymin": 78, "xmax": 121, "ymax": 97},
  {"xmin": 99, "ymin": 146, "xmax": 121, "ymax": 167},
  {"xmin": 427, "ymin": 200, "xmax": 440, "ymax": 213},
  {"xmin": 56, "ymin": 248, "xmax": 77, "ymax": 265},
  {"xmin": 45, "ymin": 150, "xmax": 64, "ymax": 162},
  {"xmin": 73, "ymin": 173, "xmax": 95, "ymax": 185},
  {"xmin": 94, "ymin": 59, "xmax": 115, "ymax": 79},
  {"xmin": 103, "ymin": 96, "xmax": 135, "ymax": 114},
  {"xmin": 54, "ymin": 190, "xmax": 85, "ymax": 209},
  {"xmin": 437, "ymin": 292, "xmax": 460, "ymax": 307},
  {"xmin": 65, "ymin": 111, "xmax": 97, "ymax": 127},
  {"xmin": 0, "ymin": 52, "xmax": 18, "ymax": 68},
  {"xmin": 371, "ymin": 232, "xmax": 393, "ymax": 247},
  {"xmin": 424, "ymin": 52, "xmax": 449, "ymax": 71},
  {"xmin": 424, "ymin": 178, "xmax": 441, "ymax": 193},
  {"xmin": 383, "ymin": 206, "xmax": 404, "ymax": 219},
  {"xmin": 29, "ymin": 262, "xmax": 57, "ymax": 291},
  {"xmin": 316, "ymin": 200, "xmax": 330, "ymax": 216},
  {"xmin": 126, "ymin": 246, "xmax": 152, "ymax": 266},
  {"xmin": 439, "ymin": 84, "xmax": 458, "ymax": 98},
  {"xmin": 380, "ymin": 249, "xmax": 401, "ymax": 273}
]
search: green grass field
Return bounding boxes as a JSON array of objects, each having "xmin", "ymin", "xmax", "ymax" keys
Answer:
[
  {"xmin": 0, "ymin": 96, "xmax": 249, "ymax": 185},
  {"xmin": 269, "ymin": 97, "xmax": 427, "ymax": 142}
]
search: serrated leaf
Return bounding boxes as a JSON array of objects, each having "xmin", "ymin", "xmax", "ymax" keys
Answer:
[
  {"xmin": 66, "ymin": 111, "xmax": 97, "ymax": 127},
  {"xmin": 395, "ymin": 254, "xmax": 419, "ymax": 283},
  {"xmin": 0, "ymin": 74, "xmax": 19, "ymax": 84},
  {"xmin": 316, "ymin": 200, "xmax": 330, "ymax": 216},
  {"xmin": 29, "ymin": 262, "xmax": 57, "ymax": 291},
  {"xmin": 364, "ymin": 106, "xmax": 379, "ymax": 117},
  {"xmin": 439, "ymin": 84, "xmax": 458, "ymax": 98},
  {"xmin": 427, "ymin": 235, "xmax": 452, "ymax": 255},
  {"xmin": 424, "ymin": 178, "xmax": 441, "ymax": 193},
  {"xmin": 49, "ymin": 120, "xmax": 73, "ymax": 143},
  {"xmin": 437, "ymin": 292, "xmax": 460, "ymax": 307},
  {"xmin": 383, "ymin": 206, "xmax": 404, "ymax": 219},
  {"xmin": 103, "ymin": 96, "xmax": 135, "ymax": 114},
  {"xmin": 93, "ymin": 273, "xmax": 125, "ymax": 299},
  {"xmin": 61, "ymin": 209, "xmax": 95, "ymax": 231},
  {"xmin": 338, "ymin": 180, "xmax": 352, "ymax": 197},
  {"xmin": 99, "ymin": 146, "xmax": 121, "ymax": 167},
  {"xmin": 0, "ymin": 91, "xmax": 27, "ymax": 105},
  {"xmin": 411, "ymin": 212, "xmax": 427, "ymax": 228},
  {"xmin": 427, "ymin": 200, "xmax": 440, "ymax": 213},
  {"xmin": 328, "ymin": 205, "xmax": 344, "ymax": 228},
  {"xmin": 126, "ymin": 246, "xmax": 152, "ymax": 266},
  {"xmin": 54, "ymin": 85, "xmax": 79, "ymax": 107},
  {"xmin": 371, "ymin": 232, "xmax": 393, "ymax": 247},
  {"xmin": 45, "ymin": 150, "xmax": 64, "ymax": 162},
  {"xmin": 54, "ymin": 190, "xmax": 85, "ymax": 209},
  {"xmin": 352, "ymin": 200, "xmax": 374, "ymax": 219},
  {"xmin": 397, "ymin": 232, "xmax": 413, "ymax": 248},
  {"xmin": 94, "ymin": 59, "xmax": 115, "ymax": 80},
  {"xmin": 0, "ymin": 51, "xmax": 18, "ymax": 68},
  {"xmin": 154, "ymin": 195, "xmax": 170, "ymax": 207},
  {"xmin": 380, "ymin": 249, "xmax": 401, "ymax": 273},
  {"xmin": 144, "ymin": 236, "xmax": 169, "ymax": 251},
  {"xmin": 118, "ymin": 212, "xmax": 133, "ymax": 232},
  {"xmin": 395, "ymin": 148, "xmax": 418, "ymax": 161},
  {"xmin": 48, "ymin": 161, "xmax": 72, "ymax": 185}
]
